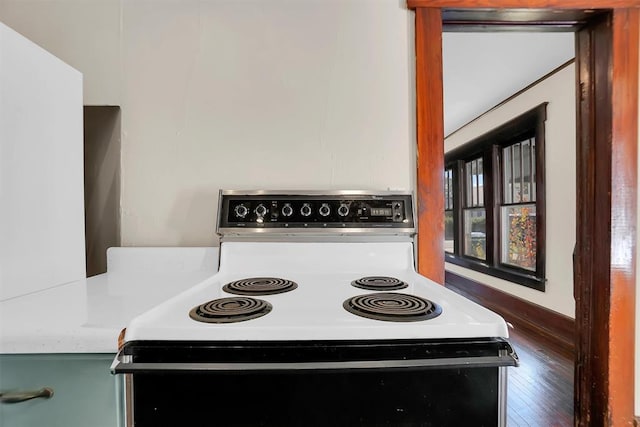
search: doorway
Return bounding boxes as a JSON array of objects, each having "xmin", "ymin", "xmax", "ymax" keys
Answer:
[
  {"xmin": 442, "ymin": 32, "xmax": 577, "ymax": 424},
  {"xmin": 83, "ymin": 106, "xmax": 121, "ymax": 277},
  {"xmin": 410, "ymin": 5, "xmax": 638, "ymax": 426}
]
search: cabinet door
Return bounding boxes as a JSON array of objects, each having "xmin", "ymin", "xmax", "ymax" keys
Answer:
[
  {"xmin": 0, "ymin": 354, "xmax": 118, "ymax": 427},
  {"xmin": 0, "ymin": 22, "xmax": 85, "ymax": 300}
]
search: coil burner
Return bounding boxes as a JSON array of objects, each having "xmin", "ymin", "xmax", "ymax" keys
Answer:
[
  {"xmin": 223, "ymin": 277, "xmax": 298, "ymax": 296},
  {"xmin": 343, "ymin": 292, "xmax": 442, "ymax": 322},
  {"xmin": 189, "ymin": 297, "xmax": 272, "ymax": 323},
  {"xmin": 351, "ymin": 276, "xmax": 408, "ymax": 291}
]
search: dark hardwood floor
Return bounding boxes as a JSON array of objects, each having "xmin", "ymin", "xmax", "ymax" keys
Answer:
[{"xmin": 507, "ymin": 325, "xmax": 574, "ymax": 426}]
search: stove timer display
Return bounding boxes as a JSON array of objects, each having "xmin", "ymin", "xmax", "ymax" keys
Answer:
[{"xmin": 370, "ymin": 208, "xmax": 392, "ymax": 216}]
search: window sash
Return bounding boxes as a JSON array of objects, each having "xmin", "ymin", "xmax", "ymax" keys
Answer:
[
  {"xmin": 444, "ymin": 210, "xmax": 454, "ymax": 254},
  {"xmin": 464, "ymin": 157, "xmax": 483, "ymax": 208},
  {"xmin": 444, "ymin": 169, "xmax": 453, "ymax": 210},
  {"xmin": 500, "ymin": 204, "xmax": 536, "ymax": 271},
  {"xmin": 503, "ymin": 138, "xmax": 536, "ymax": 204},
  {"xmin": 463, "ymin": 208, "xmax": 486, "ymax": 260}
]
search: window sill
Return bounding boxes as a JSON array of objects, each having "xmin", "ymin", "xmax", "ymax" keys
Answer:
[{"xmin": 444, "ymin": 253, "xmax": 545, "ymax": 291}]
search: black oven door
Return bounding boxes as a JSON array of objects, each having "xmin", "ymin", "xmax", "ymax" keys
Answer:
[{"xmin": 112, "ymin": 338, "xmax": 518, "ymax": 427}]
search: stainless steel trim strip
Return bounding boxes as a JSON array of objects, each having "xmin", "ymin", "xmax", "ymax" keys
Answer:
[
  {"xmin": 111, "ymin": 352, "xmax": 518, "ymax": 374},
  {"xmin": 219, "ymin": 235, "xmax": 416, "ymax": 243},
  {"xmin": 498, "ymin": 365, "xmax": 508, "ymax": 427},
  {"xmin": 217, "ymin": 227, "xmax": 417, "ymax": 235}
]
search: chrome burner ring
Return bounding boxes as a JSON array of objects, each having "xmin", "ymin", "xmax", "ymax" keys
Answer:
[
  {"xmin": 351, "ymin": 276, "xmax": 408, "ymax": 291},
  {"xmin": 343, "ymin": 292, "xmax": 442, "ymax": 322},
  {"xmin": 223, "ymin": 277, "xmax": 298, "ymax": 296},
  {"xmin": 189, "ymin": 297, "xmax": 272, "ymax": 323}
]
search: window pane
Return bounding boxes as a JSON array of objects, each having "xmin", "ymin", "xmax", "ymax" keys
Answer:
[
  {"xmin": 512, "ymin": 143, "xmax": 521, "ymax": 202},
  {"xmin": 476, "ymin": 158, "xmax": 483, "ymax": 206},
  {"xmin": 445, "ymin": 211, "xmax": 454, "ymax": 253},
  {"xmin": 463, "ymin": 208, "xmax": 486, "ymax": 260},
  {"xmin": 465, "ymin": 162, "xmax": 472, "ymax": 207},
  {"xmin": 503, "ymin": 146, "xmax": 512, "ymax": 204},
  {"xmin": 501, "ymin": 204, "xmax": 536, "ymax": 271},
  {"xmin": 531, "ymin": 138, "xmax": 536, "ymax": 201},
  {"xmin": 444, "ymin": 169, "xmax": 453, "ymax": 210},
  {"xmin": 522, "ymin": 139, "xmax": 531, "ymax": 202},
  {"xmin": 471, "ymin": 160, "xmax": 477, "ymax": 206},
  {"xmin": 444, "ymin": 170, "xmax": 448, "ymax": 209}
]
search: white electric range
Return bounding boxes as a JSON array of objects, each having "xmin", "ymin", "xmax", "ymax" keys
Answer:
[{"xmin": 113, "ymin": 191, "xmax": 517, "ymax": 427}]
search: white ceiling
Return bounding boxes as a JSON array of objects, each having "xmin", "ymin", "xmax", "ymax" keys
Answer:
[{"xmin": 443, "ymin": 32, "xmax": 575, "ymax": 136}]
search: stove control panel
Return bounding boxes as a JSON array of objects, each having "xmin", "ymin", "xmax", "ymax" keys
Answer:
[{"xmin": 218, "ymin": 192, "xmax": 414, "ymax": 232}]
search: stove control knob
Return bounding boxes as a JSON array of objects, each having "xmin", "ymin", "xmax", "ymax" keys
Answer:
[
  {"xmin": 234, "ymin": 204, "xmax": 249, "ymax": 218},
  {"xmin": 255, "ymin": 204, "xmax": 267, "ymax": 217},
  {"xmin": 300, "ymin": 203, "xmax": 312, "ymax": 217},
  {"xmin": 319, "ymin": 203, "xmax": 331, "ymax": 217},
  {"xmin": 282, "ymin": 203, "xmax": 293, "ymax": 217},
  {"xmin": 338, "ymin": 203, "xmax": 349, "ymax": 217}
]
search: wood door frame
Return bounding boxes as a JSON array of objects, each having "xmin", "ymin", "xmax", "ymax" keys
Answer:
[{"xmin": 408, "ymin": 2, "xmax": 638, "ymax": 426}]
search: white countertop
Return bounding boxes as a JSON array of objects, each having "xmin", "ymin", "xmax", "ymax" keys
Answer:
[{"xmin": 0, "ymin": 248, "xmax": 218, "ymax": 354}]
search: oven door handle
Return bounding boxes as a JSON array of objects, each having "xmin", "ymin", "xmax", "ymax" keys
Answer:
[
  {"xmin": 110, "ymin": 347, "xmax": 518, "ymax": 374},
  {"xmin": 0, "ymin": 387, "xmax": 54, "ymax": 404}
]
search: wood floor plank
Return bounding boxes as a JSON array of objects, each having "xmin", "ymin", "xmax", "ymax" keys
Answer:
[{"xmin": 507, "ymin": 325, "xmax": 574, "ymax": 426}]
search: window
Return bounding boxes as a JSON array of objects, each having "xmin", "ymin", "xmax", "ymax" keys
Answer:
[
  {"xmin": 463, "ymin": 157, "xmax": 486, "ymax": 260},
  {"xmin": 444, "ymin": 168, "xmax": 454, "ymax": 253},
  {"xmin": 444, "ymin": 104, "xmax": 546, "ymax": 291},
  {"xmin": 501, "ymin": 139, "xmax": 536, "ymax": 271}
]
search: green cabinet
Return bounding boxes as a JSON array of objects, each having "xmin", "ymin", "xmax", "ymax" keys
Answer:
[{"xmin": 0, "ymin": 354, "xmax": 118, "ymax": 427}]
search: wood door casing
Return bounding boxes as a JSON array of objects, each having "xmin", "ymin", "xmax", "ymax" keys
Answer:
[
  {"xmin": 415, "ymin": 8, "xmax": 445, "ymax": 284},
  {"xmin": 608, "ymin": 9, "xmax": 638, "ymax": 425},
  {"xmin": 409, "ymin": 3, "xmax": 638, "ymax": 426}
]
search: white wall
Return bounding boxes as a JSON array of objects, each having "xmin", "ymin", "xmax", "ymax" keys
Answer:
[
  {"xmin": 0, "ymin": 0, "xmax": 416, "ymax": 247},
  {"xmin": 444, "ymin": 63, "xmax": 576, "ymax": 318}
]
